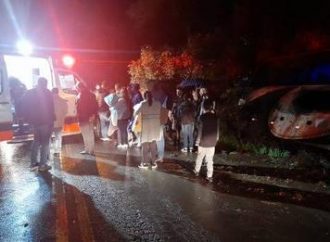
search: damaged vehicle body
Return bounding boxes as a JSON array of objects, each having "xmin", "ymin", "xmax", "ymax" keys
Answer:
[{"xmin": 245, "ymin": 52, "xmax": 330, "ymax": 151}]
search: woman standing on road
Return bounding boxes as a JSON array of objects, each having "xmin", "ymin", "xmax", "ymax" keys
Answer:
[{"xmin": 135, "ymin": 91, "xmax": 162, "ymax": 169}]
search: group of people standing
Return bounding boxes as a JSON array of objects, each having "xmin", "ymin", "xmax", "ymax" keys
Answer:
[
  {"xmin": 91, "ymin": 82, "xmax": 168, "ymax": 169},
  {"xmin": 170, "ymin": 86, "xmax": 219, "ymax": 182},
  {"xmin": 88, "ymin": 81, "xmax": 219, "ymax": 181},
  {"xmin": 18, "ymin": 77, "xmax": 219, "ymax": 182}
]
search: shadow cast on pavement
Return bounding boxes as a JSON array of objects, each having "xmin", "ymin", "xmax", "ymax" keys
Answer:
[
  {"xmin": 58, "ymin": 156, "xmax": 129, "ymax": 182},
  {"xmin": 39, "ymin": 172, "xmax": 126, "ymax": 241}
]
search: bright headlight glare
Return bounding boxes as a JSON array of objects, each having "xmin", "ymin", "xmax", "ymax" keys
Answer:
[{"xmin": 16, "ymin": 39, "xmax": 33, "ymax": 56}]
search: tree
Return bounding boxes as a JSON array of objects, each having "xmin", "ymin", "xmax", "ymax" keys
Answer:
[{"xmin": 128, "ymin": 47, "xmax": 204, "ymax": 88}]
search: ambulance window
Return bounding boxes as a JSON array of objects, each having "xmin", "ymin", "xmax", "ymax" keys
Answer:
[{"xmin": 58, "ymin": 73, "xmax": 77, "ymax": 94}]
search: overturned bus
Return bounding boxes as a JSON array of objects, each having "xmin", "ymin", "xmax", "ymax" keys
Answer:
[{"xmin": 246, "ymin": 52, "xmax": 330, "ymax": 151}]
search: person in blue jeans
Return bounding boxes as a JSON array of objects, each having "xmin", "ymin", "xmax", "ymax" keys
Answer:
[
  {"xmin": 178, "ymin": 93, "xmax": 195, "ymax": 152},
  {"xmin": 20, "ymin": 77, "xmax": 55, "ymax": 171}
]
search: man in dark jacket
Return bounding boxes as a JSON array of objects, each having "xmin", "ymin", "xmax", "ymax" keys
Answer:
[
  {"xmin": 193, "ymin": 99, "xmax": 219, "ymax": 182},
  {"xmin": 76, "ymin": 82, "xmax": 98, "ymax": 155},
  {"xmin": 129, "ymin": 83, "xmax": 143, "ymax": 107},
  {"xmin": 21, "ymin": 77, "xmax": 55, "ymax": 171}
]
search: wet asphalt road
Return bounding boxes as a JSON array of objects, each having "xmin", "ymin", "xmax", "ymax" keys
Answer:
[{"xmin": 0, "ymin": 140, "xmax": 330, "ymax": 242}]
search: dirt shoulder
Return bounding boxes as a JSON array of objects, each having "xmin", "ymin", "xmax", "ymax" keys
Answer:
[{"xmin": 159, "ymin": 150, "xmax": 330, "ymax": 212}]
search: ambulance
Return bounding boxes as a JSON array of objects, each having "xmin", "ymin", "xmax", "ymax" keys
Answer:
[{"xmin": 0, "ymin": 53, "xmax": 82, "ymax": 142}]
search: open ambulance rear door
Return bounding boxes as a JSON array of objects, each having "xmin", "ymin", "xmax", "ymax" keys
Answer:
[
  {"xmin": 55, "ymin": 68, "xmax": 82, "ymax": 135},
  {"xmin": 0, "ymin": 56, "xmax": 13, "ymax": 141}
]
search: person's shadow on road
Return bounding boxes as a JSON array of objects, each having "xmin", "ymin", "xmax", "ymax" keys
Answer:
[
  {"xmin": 37, "ymin": 172, "xmax": 126, "ymax": 241},
  {"xmin": 54, "ymin": 156, "xmax": 129, "ymax": 182}
]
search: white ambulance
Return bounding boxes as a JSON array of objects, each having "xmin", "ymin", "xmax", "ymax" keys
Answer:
[{"xmin": 0, "ymin": 54, "xmax": 82, "ymax": 142}]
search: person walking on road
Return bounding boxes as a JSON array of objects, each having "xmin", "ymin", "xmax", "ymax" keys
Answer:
[
  {"xmin": 52, "ymin": 88, "xmax": 68, "ymax": 155},
  {"xmin": 76, "ymin": 82, "xmax": 98, "ymax": 155},
  {"xmin": 20, "ymin": 77, "xmax": 55, "ymax": 171},
  {"xmin": 193, "ymin": 99, "xmax": 219, "ymax": 182},
  {"xmin": 135, "ymin": 91, "xmax": 162, "ymax": 169}
]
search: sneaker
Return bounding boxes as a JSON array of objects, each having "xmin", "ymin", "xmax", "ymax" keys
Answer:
[
  {"xmin": 151, "ymin": 163, "xmax": 158, "ymax": 169},
  {"xmin": 88, "ymin": 152, "xmax": 95, "ymax": 156},
  {"xmin": 29, "ymin": 163, "xmax": 39, "ymax": 171},
  {"xmin": 181, "ymin": 148, "xmax": 188, "ymax": 153},
  {"xmin": 100, "ymin": 137, "xmax": 110, "ymax": 141},
  {"xmin": 79, "ymin": 150, "xmax": 88, "ymax": 154},
  {"xmin": 39, "ymin": 164, "xmax": 52, "ymax": 172},
  {"xmin": 206, "ymin": 177, "xmax": 213, "ymax": 183},
  {"xmin": 193, "ymin": 170, "xmax": 199, "ymax": 176},
  {"xmin": 189, "ymin": 147, "xmax": 194, "ymax": 152},
  {"xmin": 138, "ymin": 163, "xmax": 149, "ymax": 169},
  {"xmin": 117, "ymin": 144, "xmax": 128, "ymax": 149}
]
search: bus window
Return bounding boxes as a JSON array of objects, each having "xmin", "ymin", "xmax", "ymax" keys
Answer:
[{"xmin": 293, "ymin": 90, "xmax": 330, "ymax": 114}]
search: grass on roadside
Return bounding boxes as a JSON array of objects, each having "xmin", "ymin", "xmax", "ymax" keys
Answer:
[{"xmin": 218, "ymin": 135, "xmax": 290, "ymax": 159}]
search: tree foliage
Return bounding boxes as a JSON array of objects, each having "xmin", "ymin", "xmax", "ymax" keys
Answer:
[{"xmin": 128, "ymin": 47, "xmax": 203, "ymax": 88}]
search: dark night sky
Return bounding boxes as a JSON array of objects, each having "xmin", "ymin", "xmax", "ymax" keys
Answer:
[
  {"xmin": 0, "ymin": 0, "xmax": 138, "ymax": 84},
  {"xmin": 0, "ymin": 0, "xmax": 136, "ymax": 49},
  {"xmin": 1, "ymin": 0, "xmax": 330, "ymax": 85}
]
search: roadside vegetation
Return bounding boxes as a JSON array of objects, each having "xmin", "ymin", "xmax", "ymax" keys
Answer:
[{"xmin": 126, "ymin": 0, "xmax": 330, "ymax": 167}]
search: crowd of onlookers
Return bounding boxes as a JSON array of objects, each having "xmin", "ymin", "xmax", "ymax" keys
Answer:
[
  {"xmin": 14, "ymin": 76, "xmax": 219, "ymax": 182},
  {"xmin": 85, "ymin": 81, "xmax": 219, "ymax": 181},
  {"xmin": 91, "ymin": 81, "xmax": 216, "ymax": 150}
]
